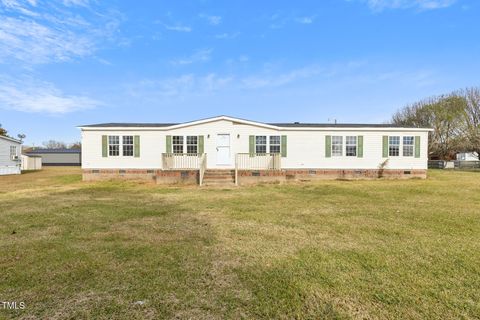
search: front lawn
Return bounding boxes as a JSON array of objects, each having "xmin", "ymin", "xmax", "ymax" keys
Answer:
[{"xmin": 0, "ymin": 168, "xmax": 479, "ymax": 319}]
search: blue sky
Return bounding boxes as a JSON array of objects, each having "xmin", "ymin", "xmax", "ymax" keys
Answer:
[{"xmin": 0, "ymin": 0, "xmax": 479, "ymax": 145}]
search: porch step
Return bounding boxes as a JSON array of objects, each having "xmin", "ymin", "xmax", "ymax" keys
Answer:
[{"xmin": 203, "ymin": 170, "xmax": 235, "ymax": 186}]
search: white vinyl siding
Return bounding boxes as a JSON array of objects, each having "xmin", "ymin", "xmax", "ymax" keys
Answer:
[
  {"xmin": 0, "ymin": 137, "xmax": 22, "ymax": 175},
  {"xmin": 80, "ymin": 118, "xmax": 429, "ymax": 170}
]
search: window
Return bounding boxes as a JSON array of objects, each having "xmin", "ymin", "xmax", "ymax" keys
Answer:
[
  {"xmin": 269, "ymin": 136, "xmax": 281, "ymax": 154},
  {"xmin": 186, "ymin": 136, "xmax": 198, "ymax": 154},
  {"xmin": 255, "ymin": 136, "xmax": 267, "ymax": 154},
  {"xmin": 10, "ymin": 146, "xmax": 17, "ymax": 158},
  {"xmin": 108, "ymin": 136, "xmax": 119, "ymax": 156},
  {"xmin": 123, "ymin": 136, "xmax": 134, "ymax": 156},
  {"xmin": 389, "ymin": 136, "xmax": 400, "ymax": 157},
  {"xmin": 332, "ymin": 136, "xmax": 343, "ymax": 156},
  {"xmin": 403, "ymin": 136, "xmax": 414, "ymax": 157},
  {"xmin": 346, "ymin": 136, "xmax": 357, "ymax": 157},
  {"xmin": 172, "ymin": 136, "xmax": 184, "ymax": 153}
]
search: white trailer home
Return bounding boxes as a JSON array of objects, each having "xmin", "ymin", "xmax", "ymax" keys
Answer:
[
  {"xmin": 0, "ymin": 135, "xmax": 22, "ymax": 175},
  {"xmin": 79, "ymin": 115, "xmax": 431, "ymax": 186}
]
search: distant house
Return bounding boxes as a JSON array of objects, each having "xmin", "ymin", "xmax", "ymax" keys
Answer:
[
  {"xmin": 456, "ymin": 152, "xmax": 479, "ymax": 161},
  {"xmin": 26, "ymin": 149, "xmax": 81, "ymax": 166},
  {"xmin": 79, "ymin": 115, "xmax": 432, "ymax": 185},
  {"xmin": 0, "ymin": 135, "xmax": 22, "ymax": 175}
]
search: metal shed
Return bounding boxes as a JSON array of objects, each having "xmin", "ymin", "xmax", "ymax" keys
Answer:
[{"xmin": 26, "ymin": 149, "xmax": 81, "ymax": 166}]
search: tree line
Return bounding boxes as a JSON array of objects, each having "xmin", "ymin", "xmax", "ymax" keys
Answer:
[
  {"xmin": 1, "ymin": 126, "xmax": 80, "ymax": 149},
  {"xmin": 391, "ymin": 87, "xmax": 480, "ymax": 160}
]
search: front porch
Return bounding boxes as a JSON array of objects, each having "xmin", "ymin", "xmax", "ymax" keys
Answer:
[{"xmin": 161, "ymin": 153, "xmax": 281, "ymax": 186}]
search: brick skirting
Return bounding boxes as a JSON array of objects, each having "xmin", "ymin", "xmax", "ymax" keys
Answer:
[
  {"xmin": 83, "ymin": 168, "xmax": 427, "ymax": 185},
  {"xmin": 82, "ymin": 169, "xmax": 198, "ymax": 184},
  {"xmin": 237, "ymin": 169, "xmax": 426, "ymax": 185}
]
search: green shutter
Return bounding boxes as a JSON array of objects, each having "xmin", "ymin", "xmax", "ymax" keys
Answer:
[
  {"xmin": 281, "ymin": 135, "xmax": 287, "ymax": 157},
  {"xmin": 382, "ymin": 136, "xmax": 389, "ymax": 158},
  {"xmin": 357, "ymin": 136, "xmax": 363, "ymax": 158},
  {"xmin": 198, "ymin": 135, "xmax": 204, "ymax": 154},
  {"xmin": 166, "ymin": 135, "xmax": 172, "ymax": 153},
  {"xmin": 134, "ymin": 135, "xmax": 140, "ymax": 157},
  {"xmin": 249, "ymin": 135, "xmax": 255, "ymax": 156},
  {"xmin": 325, "ymin": 135, "xmax": 331, "ymax": 158},
  {"xmin": 415, "ymin": 136, "xmax": 421, "ymax": 158},
  {"xmin": 102, "ymin": 135, "xmax": 108, "ymax": 157}
]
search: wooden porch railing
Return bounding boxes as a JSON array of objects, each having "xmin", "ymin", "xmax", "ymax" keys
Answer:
[
  {"xmin": 199, "ymin": 154, "xmax": 207, "ymax": 186},
  {"xmin": 235, "ymin": 153, "xmax": 281, "ymax": 186},
  {"xmin": 162, "ymin": 153, "xmax": 205, "ymax": 170}
]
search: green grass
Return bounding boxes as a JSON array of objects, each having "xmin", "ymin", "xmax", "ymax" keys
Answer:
[{"xmin": 1, "ymin": 168, "xmax": 479, "ymax": 319}]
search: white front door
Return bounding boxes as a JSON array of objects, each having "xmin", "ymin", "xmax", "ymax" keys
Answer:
[{"xmin": 216, "ymin": 134, "xmax": 230, "ymax": 165}]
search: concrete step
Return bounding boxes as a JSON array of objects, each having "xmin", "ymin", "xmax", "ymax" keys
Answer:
[
  {"xmin": 203, "ymin": 180, "xmax": 236, "ymax": 186},
  {"xmin": 204, "ymin": 171, "xmax": 235, "ymax": 176},
  {"xmin": 203, "ymin": 175, "xmax": 234, "ymax": 180}
]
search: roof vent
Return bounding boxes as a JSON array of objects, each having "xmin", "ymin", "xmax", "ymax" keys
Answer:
[{"xmin": 294, "ymin": 122, "xmax": 300, "ymax": 124}]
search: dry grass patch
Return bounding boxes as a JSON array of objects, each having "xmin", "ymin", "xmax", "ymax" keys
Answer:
[{"xmin": 0, "ymin": 168, "xmax": 479, "ymax": 319}]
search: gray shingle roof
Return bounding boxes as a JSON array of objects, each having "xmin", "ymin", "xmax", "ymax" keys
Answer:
[
  {"xmin": 80, "ymin": 123, "xmax": 178, "ymax": 128},
  {"xmin": 80, "ymin": 122, "xmax": 415, "ymax": 129},
  {"xmin": 268, "ymin": 123, "xmax": 411, "ymax": 128},
  {"xmin": 27, "ymin": 149, "xmax": 81, "ymax": 154}
]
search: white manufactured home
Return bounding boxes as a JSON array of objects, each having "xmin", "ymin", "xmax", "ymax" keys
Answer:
[
  {"xmin": 79, "ymin": 115, "xmax": 431, "ymax": 185},
  {"xmin": 0, "ymin": 135, "xmax": 22, "ymax": 175}
]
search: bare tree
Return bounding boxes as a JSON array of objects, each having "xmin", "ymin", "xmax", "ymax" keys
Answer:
[
  {"xmin": 392, "ymin": 94, "xmax": 467, "ymax": 160},
  {"xmin": 69, "ymin": 141, "xmax": 82, "ymax": 149},
  {"xmin": 461, "ymin": 87, "xmax": 480, "ymax": 156},
  {"xmin": 42, "ymin": 140, "xmax": 68, "ymax": 149}
]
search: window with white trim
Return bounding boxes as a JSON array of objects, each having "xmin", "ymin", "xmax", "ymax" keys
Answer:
[
  {"xmin": 332, "ymin": 136, "xmax": 343, "ymax": 156},
  {"xmin": 403, "ymin": 136, "xmax": 414, "ymax": 157},
  {"xmin": 108, "ymin": 136, "xmax": 120, "ymax": 156},
  {"xmin": 269, "ymin": 136, "xmax": 281, "ymax": 154},
  {"xmin": 346, "ymin": 136, "xmax": 357, "ymax": 157},
  {"xmin": 255, "ymin": 136, "xmax": 267, "ymax": 154},
  {"xmin": 10, "ymin": 146, "xmax": 17, "ymax": 158},
  {"xmin": 389, "ymin": 136, "xmax": 400, "ymax": 157},
  {"xmin": 122, "ymin": 136, "xmax": 134, "ymax": 156},
  {"xmin": 186, "ymin": 136, "xmax": 198, "ymax": 154},
  {"xmin": 172, "ymin": 136, "xmax": 184, "ymax": 153}
]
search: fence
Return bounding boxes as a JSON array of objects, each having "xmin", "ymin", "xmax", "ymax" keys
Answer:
[
  {"xmin": 162, "ymin": 153, "xmax": 204, "ymax": 170},
  {"xmin": 428, "ymin": 160, "xmax": 480, "ymax": 170},
  {"xmin": 235, "ymin": 153, "xmax": 281, "ymax": 171},
  {"xmin": 199, "ymin": 154, "xmax": 207, "ymax": 186}
]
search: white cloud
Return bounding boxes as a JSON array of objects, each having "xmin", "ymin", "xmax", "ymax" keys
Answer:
[
  {"xmin": 295, "ymin": 16, "xmax": 315, "ymax": 24},
  {"xmin": 123, "ymin": 62, "xmax": 437, "ymax": 102},
  {"xmin": 215, "ymin": 32, "xmax": 240, "ymax": 39},
  {"xmin": 357, "ymin": 0, "xmax": 457, "ymax": 11},
  {"xmin": 126, "ymin": 74, "xmax": 233, "ymax": 99},
  {"xmin": 241, "ymin": 66, "xmax": 323, "ymax": 89},
  {"xmin": 0, "ymin": 0, "xmax": 123, "ymax": 64},
  {"xmin": 199, "ymin": 14, "xmax": 222, "ymax": 26},
  {"xmin": 170, "ymin": 48, "xmax": 212, "ymax": 66},
  {"xmin": 0, "ymin": 76, "xmax": 100, "ymax": 114},
  {"xmin": 0, "ymin": 17, "xmax": 95, "ymax": 64},
  {"xmin": 164, "ymin": 24, "xmax": 192, "ymax": 32},
  {"xmin": 62, "ymin": 0, "xmax": 89, "ymax": 6}
]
